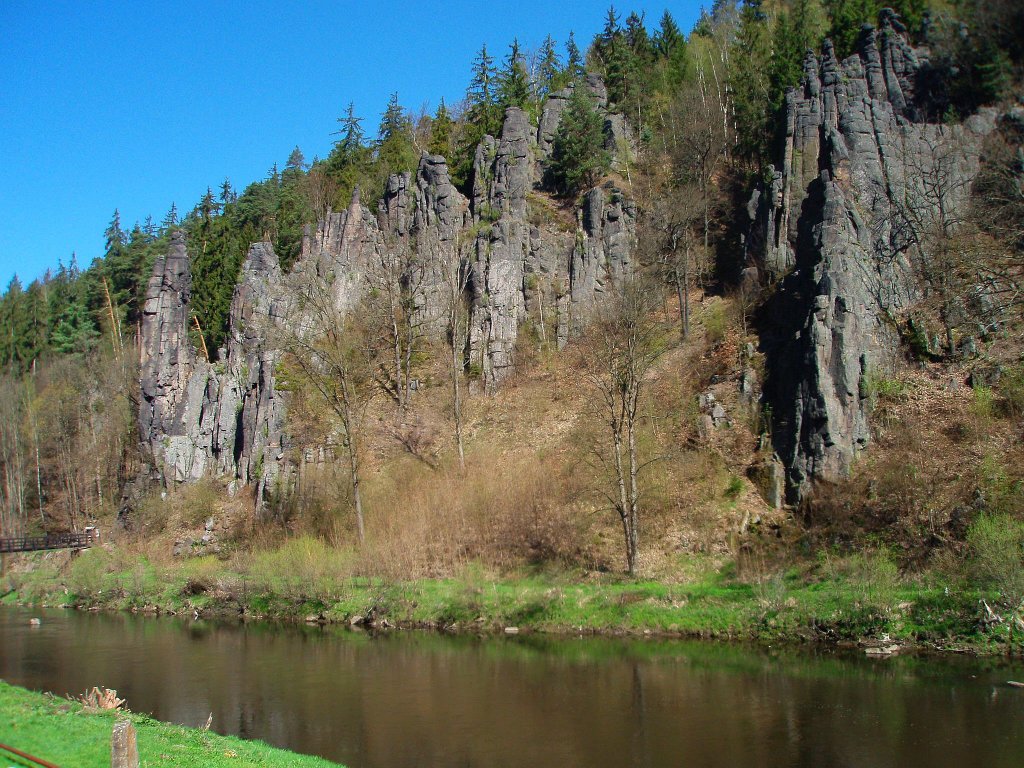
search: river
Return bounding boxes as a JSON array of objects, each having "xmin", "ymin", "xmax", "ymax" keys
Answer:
[{"xmin": 2, "ymin": 606, "xmax": 1023, "ymax": 767}]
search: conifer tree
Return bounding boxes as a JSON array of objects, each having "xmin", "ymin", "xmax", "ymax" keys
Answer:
[
  {"xmin": 730, "ymin": 0, "xmax": 773, "ymax": 165},
  {"xmin": 428, "ymin": 99, "xmax": 455, "ymax": 158},
  {"xmin": 565, "ymin": 31, "xmax": 584, "ymax": 82},
  {"xmin": 548, "ymin": 87, "xmax": 610, "ymax": 195},
  {"xmin": 162, "ymin": 202, "xmax": 179, "ymax": 230},
  {"xmin": 654, "ymin": 11, "xmax": 689, "ymax": 86},
  {"xmin": 467, "ymin": 43, "xmax": 500, "ymax": 136},
  {"xmin": 376, "ymin": 92, "xmax": 417, "ymax": 175},
  {"xmin": 219, "ymin": 178, "xmax": 235, "ymax": 205},
  {"xmin": 497, "ymin": 38, "xmax": 531, "ymax": 112},
  {"xmin": 536, "ymin": 35, "xmax": 562, "ymax": 100}
]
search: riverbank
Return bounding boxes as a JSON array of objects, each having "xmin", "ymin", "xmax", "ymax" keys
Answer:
[
  {"xmin": 0, "ymin": 680, "xmax": 341, "ymax": 767},
  {"xmin": 3, "ymin": 541, "xmax": 1018, "ymax": 655}
]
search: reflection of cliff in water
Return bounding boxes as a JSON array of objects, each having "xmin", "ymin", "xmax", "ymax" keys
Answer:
[{"xmin": 3, "ymin": 607, "xmax": 1023, "ymax": 768}]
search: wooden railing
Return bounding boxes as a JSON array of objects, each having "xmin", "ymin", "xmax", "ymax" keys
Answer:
[{"xmin": 0, "ymin": 529, "xmax": 98, "ymax": 554}]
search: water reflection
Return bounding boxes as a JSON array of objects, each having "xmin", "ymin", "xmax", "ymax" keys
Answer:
[{"xmin": 2, "ymin": 607, "xmax": 1023, "ymax": 767}]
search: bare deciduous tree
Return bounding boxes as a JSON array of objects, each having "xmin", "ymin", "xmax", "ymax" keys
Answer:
[
  {"xmin": 277, "ymin": 271, "xmax": 376, "ymax": 544},
  {"xmin": 580, "ymin": 279, "xmax": 665, "ymax": 575}
]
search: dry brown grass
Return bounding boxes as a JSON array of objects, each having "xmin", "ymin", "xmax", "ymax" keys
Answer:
[
  {"xmin": 262, "ymin": 289, "xmax": 782, "ymax": 579},
  {"xmin": 802, "ymin": 359, "xmax": 1023, "ymax": 563}
]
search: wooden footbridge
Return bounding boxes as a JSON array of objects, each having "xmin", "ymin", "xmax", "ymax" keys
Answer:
[{"xmin": 0, "ymin": 528, "xmax": 98, "ymax": 554}]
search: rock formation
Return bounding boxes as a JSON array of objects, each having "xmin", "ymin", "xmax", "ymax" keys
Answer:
[
  {"xmin": 749, "ymin": 11, "xmax": 996, "ymax": 500},
  {"xmin": 139, "ymin": 231, "xmax": 217, "ymax": 484},
  {"xmin": 138, "ymin": 81, "xmax": 638, "ymax": 492}
]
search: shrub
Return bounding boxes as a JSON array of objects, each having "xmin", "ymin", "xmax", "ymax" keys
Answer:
[
  {"xmin": 971, "ymin": 385, "xmax": 996, "ymax": 422},
  {"xmin": 998, "ymin": 365, "xmax": 1024, "ymax": 420},
  {"xmin": 702, "ymin": 302, "xmax": 728, "ymax": 344},
  {"xmin": 724, "ymin": 474, "xmax": 744, "ymax": 501},
  {"xmin": 967, "ymin": 513, "xmax": 1024, "ymax": 606}
]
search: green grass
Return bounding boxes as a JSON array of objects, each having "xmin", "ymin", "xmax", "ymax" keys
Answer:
[
  {"xmin": 5, "ymin": 544, "xmax": 1019, "ymax": 654},
  {"xmin": 0, "ymin": 680, "xmax": 342, "ymax": 767}
]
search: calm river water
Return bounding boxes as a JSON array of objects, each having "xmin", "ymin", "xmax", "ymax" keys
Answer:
[{"xmin": 2, "ymin": 606, "xmax": 1024, "ymax": 767}]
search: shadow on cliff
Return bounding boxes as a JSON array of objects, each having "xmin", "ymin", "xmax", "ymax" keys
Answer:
[{"xmin": 755, "ymin": 174, "xmax": 828, "ymax": 490}]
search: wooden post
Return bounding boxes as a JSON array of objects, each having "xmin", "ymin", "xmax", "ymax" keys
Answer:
[{"xmin": 111, "ymin": 720, "xmax": 139, "ymax": 768}]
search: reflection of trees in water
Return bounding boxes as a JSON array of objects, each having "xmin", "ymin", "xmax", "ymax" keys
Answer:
[{"xmin": 2, "ymin": 609, "xmax": 1023, "ymax": 768}]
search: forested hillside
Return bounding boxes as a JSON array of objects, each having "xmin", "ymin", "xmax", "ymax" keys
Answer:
[{"xmin": 2, "ymin": 0, "xmax": 1022, "ymax": 636}]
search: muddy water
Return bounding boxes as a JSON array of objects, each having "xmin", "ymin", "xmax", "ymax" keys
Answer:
[{"xmin": 2, "ymin": 606, "xmax": 1023, "ymax": 767}]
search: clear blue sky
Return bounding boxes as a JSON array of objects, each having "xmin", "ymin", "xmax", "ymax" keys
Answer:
[{"xmin": 0, "ymin": 1, "xmax": 702, "ymax": 288}]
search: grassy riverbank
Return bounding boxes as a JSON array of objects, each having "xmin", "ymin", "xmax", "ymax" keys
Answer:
[
  {"xmin": 3, "ymin": 540, "xmax": 1020, "ymax": 655},
  {"xmin": 0, "ymin": 680, "xmax": 341, "ymax": 767}
]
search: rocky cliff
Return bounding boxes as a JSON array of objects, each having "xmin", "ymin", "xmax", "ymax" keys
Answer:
[
  {"xmin": 749, "ymin": 11, "xmax": 996, "ymax": 500},
  {"xmin": 139, "ymin": 89, "xmax": 637, "ymax": 494}
]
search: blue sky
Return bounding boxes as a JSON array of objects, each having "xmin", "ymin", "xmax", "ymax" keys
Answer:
[{"xmin": 0, "ymin": 1, "xmax": 702, "ymax": 288}]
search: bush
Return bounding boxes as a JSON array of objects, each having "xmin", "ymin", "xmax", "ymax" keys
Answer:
[
  {"xmin": 998, "ymin": 365, "xmax": 1024, "ymax": 420},
  {"xmin": 967, "ymin": 513, "xmax": 1024, "ymax": 606},
  {"xmin": 971, "ymin": 386, "xmax": 996, "ymax": 422}
]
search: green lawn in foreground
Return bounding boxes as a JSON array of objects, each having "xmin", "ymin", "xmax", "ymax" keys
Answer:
[{"xmin": 0, "ymin": 681, "xmax": 342, "ymax": 768}]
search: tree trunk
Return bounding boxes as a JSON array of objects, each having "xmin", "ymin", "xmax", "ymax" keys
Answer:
[
  {"xmin": 339, "ymin": 376, "xmax": 365, "ymax": 545},
  {"xmin": 451, "ymin": 312, "xmax": 466, "ymax": 472},
  {"xmin": 611, "ymin": 418, "xmax": 634, "ymax": 575},
  {"xmin": 626, "ymin": 388, "xmax": 640, "ymax": 576}
]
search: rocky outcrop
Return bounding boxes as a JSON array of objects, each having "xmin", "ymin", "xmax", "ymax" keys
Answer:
[
  {"xmin": 467, "ymin": 104, "xmax": 637, "ymax": 388},
  {"xmin": 468, "ymin": 107, "xmax": 535, "ymax": 387},
  {"xmin": 140, "ymin": 99, "xmax": 638, "ymax": 490},
  {"xmin": 567, "ymin": 187, "xmax": 636, "ymax": 336},
  {"xmin": 410, "ymin": 153, "xmax": 471, "ymax": 333},
  {"xmin": 752, "ymin": 11, "xmax": 996, "ymax": 500},
  {"xmin": 536, "ymin": 74, "xmax": 634, "ymax": 172},
  {"xmin": 139, "ymin": 231, "xmax": 217, "ymax": 485}
]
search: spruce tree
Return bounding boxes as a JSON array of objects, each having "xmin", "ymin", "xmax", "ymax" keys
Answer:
[
  {"xmin": 162, "ymin": 202, "xmax": 179, "ymax": 230},
  {"xmin": 537, "ymin": 35, "xmax": 562, "ymax": 100},
  {"xmin": 730, "ymin": 0, "xmax": 773, "ymax": 165},
  {"xmin": 548, "ymin": 86, "xmax": 610, "ymax": 195},
  {"xmin": 467, "ymin": 43, "xmax": 500, "ymax": 136},
  {"xmin": 565, "ymin": 31, "xmax": 584, "ymax": 82},
  {"xmin": 655, "ymin": 11, "xmax": 689, "ymax": 87},
  {"xmin": 497, "ymin": 38, "xmax": 531, "ymax": 112},
  {"xmin": 428, "ymin": 99, "xmax": 455, "ymax": 158},
  {"xmin": 376, "ymin": 92, "xmax": 416, "ymax": 175}
]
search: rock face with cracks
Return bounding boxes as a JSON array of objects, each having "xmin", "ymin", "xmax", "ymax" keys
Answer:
[
  {"xmin": 749, "ymin": 11, "xmax": 996, "ymax": 500},
  {"xmin": 139, "ymin": 83, "xmax": 637, "ymax": 493}
]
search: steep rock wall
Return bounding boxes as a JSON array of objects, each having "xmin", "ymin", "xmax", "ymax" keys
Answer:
[
  {"xmin": 140, "ymin": 93, "xmax": 637, "ymax": 491},
  {"xmin": 751, "ymin": 12, "xmax": 996, "ymax": 500}
]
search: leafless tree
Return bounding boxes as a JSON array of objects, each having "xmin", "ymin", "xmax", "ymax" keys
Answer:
[
  {"xmin": 668, "ymin": 76, "xmax": 730, "ymax": 274},
  {"xmin": 276, "ymin": 270, "xmax": 376, "ymax": 544},
  {"xmin": 365, "ymin": 236, "xmax": 427, "ymax": 410},
  {"xmin": 884, "ymin": 127, "xmax": 1006, "ymax": 350},
  {"xmin": 435, "ymin": 234, "xmax": 472, "ymax": 471},
  {"xmin": 580, "ymin": 279, "xmax": 665, "ymax": 575}
]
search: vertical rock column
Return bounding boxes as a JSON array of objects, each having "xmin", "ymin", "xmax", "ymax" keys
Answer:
[{"xmin": 138, "ymin": 231, "xmax": 218, "ymax": 485}]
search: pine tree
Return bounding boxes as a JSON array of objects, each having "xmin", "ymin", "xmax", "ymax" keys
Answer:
[
  {"xmin": 624, "ymin": 11, "xmax": 652, "ymax": 60},
  {"xmin": 537, "ymin": 35, "xmax": 562, "ymax": 100},
  {"xmin": 497, "ymin": 38, "xmax": 531, "ymax": 112},
  {"xmin": 548, "ymin": 87, "xmax": 611, "ymax": 195},
  {"xmin": 285, "ymin": 146, "xmax": 307, "ymax": 173},
  {"xmin": 565, "ymin": 31, "xmax": 584, "ymax": 82},
  {"xmin": 162, "ymin": 202, "xmax": 179, "ymax": 230},
  {"xmin": 467, "ymin": 43, "xmax": 500, "ymax": 136},
  {"xmin": 768, "ymin": 1, "xmax": 828, "ymax": 119},
  {"xmin": 376, "ymin": 92, "xmax": 417, "ymax": 175},
  {"xmin": 428, "ymin": 99, "xmax": 455, "ymax": 158},
  {"xmin": 219, "ymin": 178, "xmax": 235, "ymax": 205},
  {"xmin": 826, "ymin": 0, "xmax": 879, "ymax": 58},
  {"xmin": 730, "ymin": 0, "xmax": 773, "ymax": 165},
  {"xmin": 654, "ymin": 11, "xmax": 689, "ymax": 87},
  {"xmin": 333, "ymin": 102, "xmax": 365, "ymax": 155}
]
